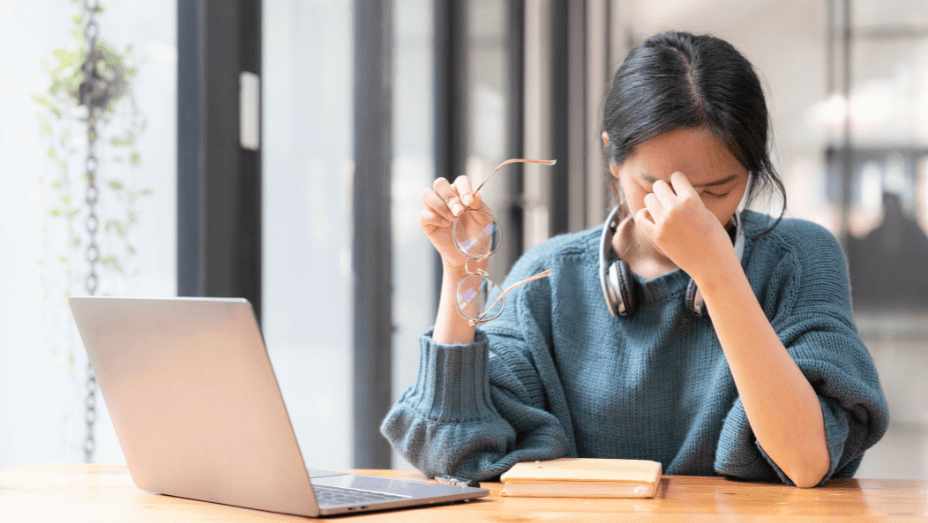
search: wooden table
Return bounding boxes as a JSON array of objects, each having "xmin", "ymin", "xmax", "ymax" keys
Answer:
[{"xmin": 1, "ymin": 463, "xmax": 927, "ymax": 522}]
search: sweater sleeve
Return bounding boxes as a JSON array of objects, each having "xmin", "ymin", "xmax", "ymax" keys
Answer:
[
  {"xmin": 380, "ymin": 259, "xmax": 570, "ymax": 481},
  {"xmin": 714, "ymin": 221, "xmax": 890, "ymax": 485}
]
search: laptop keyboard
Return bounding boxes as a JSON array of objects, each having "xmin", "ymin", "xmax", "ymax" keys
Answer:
[{"xmin": 312, "ymin": 484, "xmax": 407, "ymax": 508}]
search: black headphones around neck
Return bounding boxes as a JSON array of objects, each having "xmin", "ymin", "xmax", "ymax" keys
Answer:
[{"xmin": 598, "ymin": 205, "xmax": 746, "ymax": 318}]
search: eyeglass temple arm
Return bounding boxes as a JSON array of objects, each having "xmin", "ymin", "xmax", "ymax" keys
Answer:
[
  {"xmin": 471, "ymin": 269, "xmax": 554, "ymax": 326},
  {"xmin": 473, "ymin": 158, "xmax": 557, "ymax": 196}
]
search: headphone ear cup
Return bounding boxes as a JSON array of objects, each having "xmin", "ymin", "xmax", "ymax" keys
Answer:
[
  {"xmin": 614, "ymin": 259, "xmax": 636, "ymax": 316},
  {"xmin": 685, "ymin": 279, "xmax": 704, "ymax": 316}
]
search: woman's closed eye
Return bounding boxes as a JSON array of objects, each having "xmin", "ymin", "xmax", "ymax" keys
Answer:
[{"xmin": 703, "ymin": 190, "xmax": 731, "ymax": 198}]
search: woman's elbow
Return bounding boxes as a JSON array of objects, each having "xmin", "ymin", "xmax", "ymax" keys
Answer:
[{"xmin": 787, "ymin": 455, "xmax": 830, "ymax": 488}]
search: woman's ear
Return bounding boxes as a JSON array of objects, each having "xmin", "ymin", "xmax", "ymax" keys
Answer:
[{"xmin": 602, "ymin": 131, "xmax": 618, "ymax": 178}]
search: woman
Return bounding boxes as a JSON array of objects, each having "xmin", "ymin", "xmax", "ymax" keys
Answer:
[{"xmin": 381, "ymin": 31, "xmax": 888, "ymax": 488}]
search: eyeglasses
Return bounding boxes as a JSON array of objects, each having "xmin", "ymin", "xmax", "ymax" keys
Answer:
[{"xmin": 453, "ymin": 158, "xmax": 557, "ymax": 326}]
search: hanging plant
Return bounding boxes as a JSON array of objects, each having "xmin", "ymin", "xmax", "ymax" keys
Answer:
[{"xmin": 33, "ymin": 0, "xmax": 151, "ymax": 461}]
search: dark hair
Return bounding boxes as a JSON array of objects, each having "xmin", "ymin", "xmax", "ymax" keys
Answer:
[{"xmin": 602, "ymin": 31, "xmax": 785, "ymax": 237}]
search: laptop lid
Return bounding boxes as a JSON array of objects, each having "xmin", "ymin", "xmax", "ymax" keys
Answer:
[{"xmin": 69, "ymin": 296, "xmax": 321, "ymax": 517}]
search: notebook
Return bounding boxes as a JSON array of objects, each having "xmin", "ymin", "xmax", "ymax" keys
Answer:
[{"xmin": 500, "ymin": 458, "xmax": 662, "ymax": 498}]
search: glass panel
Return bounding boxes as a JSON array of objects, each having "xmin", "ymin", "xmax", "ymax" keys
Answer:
[
  {"xmin": 467, "ymin": 0, "xmax": 510, "ymax": 284},
  {"xmin": 263, "ymin": 0, "xmax": 353, "ymax": 469},
  {"xmin": 0, "ymin": 1, "xmax": 177, "ymax": 467},
  {"xmin": 392, "ymin": 0, "xmax": 435, "ymax": 470},
  {"xmin": 854, "ymin": 0, "xmax": 928, "ymax": 31}
]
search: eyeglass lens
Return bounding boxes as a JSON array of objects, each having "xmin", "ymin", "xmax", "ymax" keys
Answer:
[
  {"xmin": 456, "ymin": 274, "xmax": 505, "ymax": 322},
  {"xmin": 453, "ymin": 210, "xmax": 501, "ymax": 258}
]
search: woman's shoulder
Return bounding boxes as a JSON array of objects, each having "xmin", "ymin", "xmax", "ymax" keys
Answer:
[
  {"xmin": 743, "ymin": 210, "xmax": 844, "ymax": 264},
  {"xmin": 509, "ymin": 226, "xmax": 602, "ymax": 276},
  {"xmin": 741, "ymin": 210, "xmax": 852, "ymax": 309}
]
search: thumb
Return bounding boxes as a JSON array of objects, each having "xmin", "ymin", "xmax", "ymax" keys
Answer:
[{"xmin": 634, "ymin": 207, "xmax": 657, "ymax": 241}]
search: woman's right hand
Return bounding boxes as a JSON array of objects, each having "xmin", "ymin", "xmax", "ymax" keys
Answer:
[{"xmin": 420, "ymin": 175, "xmax": 494, "ymax": 270}]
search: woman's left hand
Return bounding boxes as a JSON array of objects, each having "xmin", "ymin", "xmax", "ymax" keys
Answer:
[{"xmin": 634, "ymin": 171, "xmax": 738, "ymax": 284}]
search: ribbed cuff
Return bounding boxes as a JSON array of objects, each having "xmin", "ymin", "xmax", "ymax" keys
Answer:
[{"xmin": 405, "ymin": 328, "xmax": 499, "ymax": 423}]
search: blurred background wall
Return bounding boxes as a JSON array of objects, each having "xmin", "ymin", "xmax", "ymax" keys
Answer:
[{"xmin": 0, "ymin": 0, "xmax": 925, "ymax": 480}]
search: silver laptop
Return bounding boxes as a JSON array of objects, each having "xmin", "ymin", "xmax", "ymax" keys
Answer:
[{"xmin": 68, "ymin": 296, "xmax": 488, "ymax": 517}]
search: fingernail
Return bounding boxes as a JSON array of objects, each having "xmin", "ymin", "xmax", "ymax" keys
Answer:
[
  {"xmin": 463, "ymin": 194, "xmax": 474, "ymax": 206},
  {"xmin": 452, "ymin": 204, "xmax": 463, "ymax": 216}
]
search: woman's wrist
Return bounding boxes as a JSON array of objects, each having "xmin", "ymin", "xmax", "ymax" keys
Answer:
[
  {"xmin": 433, "ymin": 263, "xmax": 477, "ymax": 345},
  {"xmin": 692, "ymin": 251, "xmax": 746, "ymax": 300},
  {"xmin": 442, "ymin": 263, "xmax": 469, "ymax": 281}
]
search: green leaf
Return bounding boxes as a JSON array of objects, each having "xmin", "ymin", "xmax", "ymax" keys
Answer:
[
  {"xmin": 110, "ymin": 135, "xmax": 134, "ymax": 147},
  {"xmin": 140, "ymin": 188, "xmax": 153, "ymax": 196},
  {"xmin": 99, "ymin": 256, "xmax": 124, "ymax": 272},
  {"xmin": 129, "ymin": 152, "xmax": 141, "ymax": 165},
  {"xmin": 60, "ymin": 194, "xmax": 70, "ymax": 204},
  {"xmin": 49, "ymin": 208, "xmax": 61, "ymax": 216},
  {"xmin": 109, "ymin": 180, "xmax": 124, "ymax": 190}
]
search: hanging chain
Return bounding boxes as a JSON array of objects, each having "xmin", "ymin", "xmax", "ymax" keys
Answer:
[{"xmin": 79, "ymin": 0, "xmax": 101, "ymax": 464}]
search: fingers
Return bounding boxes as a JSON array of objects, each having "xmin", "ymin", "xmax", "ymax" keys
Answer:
[
  {"xmin": 433, "ymin": 177, "xmax": 463, "ymax": 215},
  {"xmin": 423, "ymin": 186, "xmax": 455, "ymax": 222},
  {"xmin": 452, "ymin": 176, "xmax": 475, "ymax": 207},
  {"xmin": 434, "ymin": 177, "xmax": 472, "ymax": 217},
  {"xmin": 419, "ymin": 208, "xmax": 452, "ymax": 231},
  {"xmin": 635, "ymin": 207, "xmax": 657, "ymax": 240},
  {"xmin": 670, "ymin": 171, "xmax": 700, "ymax": 199},
  {"xmin": 651, "ymin": 179, "xmax": 677, "ymax": 207},
  {"xmin": 643, "ymin": 192, "xmax": 665, "ymax": 222}
]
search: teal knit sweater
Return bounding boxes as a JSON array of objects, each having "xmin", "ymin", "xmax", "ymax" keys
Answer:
[{"xmin": 381, "ymin": 211, "xmax": 889, "ymax": 485}]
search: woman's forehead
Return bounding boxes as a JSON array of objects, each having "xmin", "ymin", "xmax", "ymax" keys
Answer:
[{"xmin": 629, "ymin": 127, "xmax": 747, "ymax": 184}]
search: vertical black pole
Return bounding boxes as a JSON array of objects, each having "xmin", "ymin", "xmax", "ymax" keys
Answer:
[
  {"xmin": 827, "ymin": 0, "xmax": 835, "ymax": 96},
  {"xmin": 433, "ymin": 0, "xmax": 468, "ymax": 313},
  {"xmin": 840, "ymin": 0, "xmax": 853, "ymax": 247},
  {"xmin": 506, "ymin": 0, "xmax": 526, "ymax": 268},
  {"xmin": 549, "ymin": 0, "xmax": 570, "ymax": 237},
  {"xmin": 239, "ymin": 0, "xmax": 262, "ymax": 320},
  {"xmin": 178, "ymin": 0, "xmax": 262, "ymax": 322},
  {"xmin": 353, "ymin": 0, "xmax": 393, "ymax": 469},
  {"xmin": 178, "ymin": 0, "xmax": 205, "ymax": 299}
]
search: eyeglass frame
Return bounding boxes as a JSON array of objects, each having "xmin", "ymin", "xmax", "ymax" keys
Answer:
[{"xmin": 452, "ymin": 158, "xmax": 557, "ymax": 326}]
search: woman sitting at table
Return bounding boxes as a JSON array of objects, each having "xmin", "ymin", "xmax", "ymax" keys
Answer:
[{"xmin": 381, "ymin": 31, "xmax": 889, "ymax": 488}]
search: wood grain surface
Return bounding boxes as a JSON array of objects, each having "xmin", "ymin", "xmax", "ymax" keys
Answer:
[{"xmin": 1, "ymin": 463, "xmax": 926, "ymax": 522}]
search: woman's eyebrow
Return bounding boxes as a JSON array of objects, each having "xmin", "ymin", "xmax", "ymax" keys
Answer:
[{"xmin": 640, "ymin": 173, "xmax": 738, "ymax": 188}]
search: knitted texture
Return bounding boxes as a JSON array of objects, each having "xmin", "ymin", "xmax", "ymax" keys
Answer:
[{"xmin": 380, "ymin": 211, "xmax": 889, "ymax": 484}]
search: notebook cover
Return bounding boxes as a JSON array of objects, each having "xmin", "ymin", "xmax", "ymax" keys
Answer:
[{"xmin": 500, "ymin": 458, "xmax": 662, "ymax": 484}]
